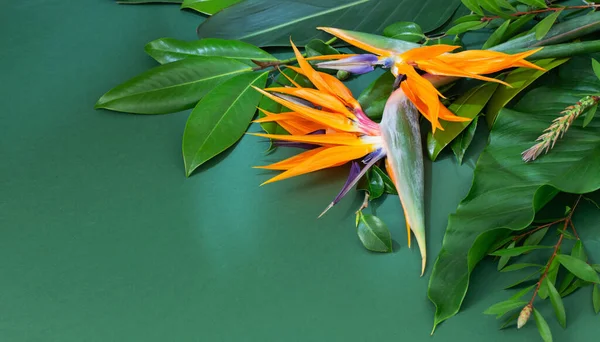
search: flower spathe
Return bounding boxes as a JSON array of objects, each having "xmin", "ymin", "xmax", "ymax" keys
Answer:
[{"xmin": 315, "ymin": 27, "xmax": 545, "ymax": 132}]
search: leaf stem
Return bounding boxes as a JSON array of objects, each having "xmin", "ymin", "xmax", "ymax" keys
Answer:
[{"xmin": 481, "ymin": 4, "xmax": 600, "ymax": 22}]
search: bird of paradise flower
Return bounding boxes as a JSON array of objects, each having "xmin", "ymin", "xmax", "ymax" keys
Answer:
[{"xmin": 251, "ymin": 30, "xmax": 544, "ymax": 275}]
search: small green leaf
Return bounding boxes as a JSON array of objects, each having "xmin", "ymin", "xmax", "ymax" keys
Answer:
[
  {"xmin": 501, "ymin": 263, "xmax": 544, "ymax": 272},
  {"xmin": 451, "ymin": 116, "xmax": 479, "ymax": 164},
  {"xmin": 356, "ymin": 212, "xmax": 393, "ymax": 253},
  {"xmin": 510, "ymin": 284, "xmax": 536, "ymax": 300},
  {"xmin": 144, "ymin": 37, "xmax": 277, "ymax": 65},
  {"xmin": 428, "ymin": 82, "xmax": 498, "ymax": 160},
  {"xmin": 486, "ymin": 58, "xmax": 568, "ymax": 128},
  {"xmin": 534, "ymin": 9, "xmax": 563, "ymax": 40},
  {"xmin": 357, "ymin": 72, "xmax": 395, "ymax": 121},
  {"xmin": 482, "ymin": 19, "xmax": 511, "ymax": 49},
  {"xmin": 533, "ymin": 309, "xmax": 553, "ymax": 342},
  {"xmin": 516, "ymin": 0, "xmax": 547, "ymax": 8},
  {"xmin": 505, "ymin": 270, "xmax": 542, "ymax": 289},
  {"xmin": 593, "ymin": 264, "xmax": 600, "ymax": 273},
  {"xmin": 498, "ymin": 241, "xmax": 516, "ymax": 271},
  {"xmin": 545, "ymin": 277, "xmax": 566, "ymax": 328},
  {"xmin": 593, "ymin": 284, "xmax": 600, "ymax": 314},
  {"xmin": 500, "ymin": 312, "xmax": 520, "ymax": 329},
  {"xmin": 182, "ymin": 71, "xmax": 268, "ymax": 176},
  {"xmin": 561, "ymin": 278, "xmax": 589, "ymax": 298},
  {"xmin": 491, "ymin": 245, "xmax": 553, "ymax": 257},
  {"xmin": 357, "ymin": 168, "xmax": 385, "ymax": 200},
  {"xmin": 453, "ymin": 14, "xmax": 483, "ymax": 25},
  {"xmin": 523, "ymin": 227, "xmax": 549, "ymax": 246},
  {"xmin": 480, "ymin": 0, "xmax": 513, "ymax": 19},
  {"xmin": 557, "ymin": 254, "xmax": 600, "ymax": 283},
  {"xmin": 461, "ymin": 0, "xmax": 484, "ymax": 16},
  {"xmin": 503, "ymin": 14, "xmax": 536, "ymax": 39},
  {"xmin": 571, "ymin": 240, "xmax": 587, "ymax": 261},
  {"xmin": 557, "ymin": 229, "xmax": 576, "ymax": 240},
  {"xmin": 495, "ymin": 0, "xmax": 516, "ymax": 11},
  {"xmin": 592, "ymin": 58, "xmax": 600, "ymax": 81},
  {"xmin": 583, "ymin": 104, "xmax": 597, "ymax": 128},
  {"xmin": 383, "ymin": 22, "xmax": 425, "ymax": 42},
  {"xmin": 181, "ymin": 0, "xmax": 242, "ymax": 15},
  {"xmin": 305, "ymin": 39, "xmax": 341, "ymax": 74},
  {"xmin": 540, "ymin": 257, "xmax": 560, "ymax": 299},
  {"xmin": 446, "ymin": 21, "xmax": 488, "ymax": 35},
  {"xmin": 483, "ymin": 300, "xmax": 528, "ymax": 316},
  {"xmin": 372, "ymin": 165, "xmax": 397, "ymax": 195}
]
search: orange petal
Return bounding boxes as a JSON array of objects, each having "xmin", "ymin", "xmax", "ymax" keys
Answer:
[
  {"xmin": 254, "ymin": 110, "xmax": 324, "ymax": 135},
  {"xmin": 265, "ymin": 87, "xmax": 355, "ymax": 118},
  {"xmin": 254, "ymin": 147, "xmax": 328, "ymax": 170},
  {"xmin": 438, "ymin": 105, "xmax": 472, "ymax": 122},
  {"xmin": 290, "ymin": 39, "xmax": 337, "ymax": 96},
  {"xmin": 250, "ymin": 132, "xmax": 363, "ymax": 146},
  {"xmin": 317, "ymin": 27, "xmax": 393, "ymax": 57},
  {"xmin": 400, "ymin": 45, "xmax": 460, "ymax": 62},
  {"xmin": 261, "ymin": 145, "xmax": 373, "ymax": 185},
  {"xmin": 416, "ymin": 59, "xmax": 511, "ymax": 87},
  {"xmin": 277, "ymin": 67, "xmax": 302, "ymax": 88}
]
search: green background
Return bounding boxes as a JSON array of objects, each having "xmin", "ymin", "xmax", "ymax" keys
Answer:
[{"xmin": 1, "ymin": 1, "xmax": 599, "ymax": 341}]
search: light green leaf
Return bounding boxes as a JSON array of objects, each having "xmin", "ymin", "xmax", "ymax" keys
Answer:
[
  {"xmin": 491, "ymin": 245, "xmax": 552, "ymax": 257},
  {"xmin": 571, "ymin": 240, "xmax": 587, "ymax": 261},
  {"xmin": 483, "ymin": 299, "xmax": 528, "ymax": 316},
  {"xmin": 480, "ymin": 0, "xmax": 512, "ymax": 19},
  {"xmin": 482, "ymin": 19, "xmax": 511, "ymax": 49},
  {"xmin": 593, "ymin": 264, "xmax": 600, "ymax": 273},
  {"xmin": 516, "ymin": 0, "xmax": 547, "ymax": 8},
  {"xmin": 196, "ymin": 0, "xmax": 462, "ymax": 46},
  {"xmin": 545, "ymin": 277, "xmax": 566, "ymax": 328},
  {"xmin": 498, "ymin": 241, "xmax": 515, "ymax": 271},
  {"xmin": 461, "ymin": 0, "xmax": 484, "ymax": 16},
  {"xmin": 383, "ymin": 22, "xmax": 425, "ymax": 42},
  {"xmin": 557, "ymin": 254, "xmax": 600, "ymax": 283},
  {"xmin": 593, "ymin": 58, "xmax": 600, "ymax": 80},
  {"xmin": 534, "ymin": 9, "xmax": 563, "ymax": 40},
  {"xmin": 540, "ymin": 256, "xmax": 559, "ymax": 300},
  {"xmin": 95, "ymin": 57, "xmax": 251, "ymax": 114},
  {"xmin": 453, "ymin": 14, "xmax": 483, "ymax": 25},
  {"xmin": 144, "ymin": 38, "xmax": 277, "ymax": 65},
  {"xmin": 503, "ymin": 14, "xmax": 536, "ymax": 39},
  {"xmin": 584, "ymin": 103, "xmax": 598, "ymax": 128},
  {"xmin": 446, "ymin": 21, "xmax": 488, "ymax": 35},
  {"xmin": 181, "ymin": 0, "xmax": 242, "ymax": 15},
  {"xmin": 358, "ymin": 72, "xmax": 395, "ymax": 121},
  {"xmin": 356, "ymin": 211, "xmax": 393, "ymax": 253},
  {"xmin": 510, "ymin": 284, "xmax": 536, "ymax": 300},
  {"xmin": 523, "ymin": 227, "xmax": 549, "ymax": 246},
  {"xmin": 428, "ymin": 82, "xmax": 498, "ymax": 161},
  {"xmin": 593, "ymin": 284, "xmax": 600, "ymax": 314},
  {"xmin": 495, "ymin": 0, "xmax": 516, "ymax": 11},
  {"xmin": 558, "ymin": 272, "xmax": 576, "ymax": 294},
  {"xmin": 117, "ymin": 0, "xmax": 181, "ymax": 3},
  {"xmin": 451, "ymin": 116, "xmax": 479, "ymax": 165},
  {"xmin": 533, "ymin": 309, "xmax": 553, "ymax": 342},
  {"xmin": 501, "ymin": 263, "xmax": 544, "ymax": 272},
  {"xmin": 485, "ymin": 58, "xmax": 568, "ymax": 128},
  {"xmin": 182, "ymin": 71, "xmax": 268, "ymax": 176}
]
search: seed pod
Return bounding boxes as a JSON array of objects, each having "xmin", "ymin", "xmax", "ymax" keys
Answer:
[{"xmin": 517, "ymin": 304, "xmax": 533, "ymax": 329}]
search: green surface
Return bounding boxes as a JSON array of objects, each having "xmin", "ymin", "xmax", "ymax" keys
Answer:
[{"xmin": 1, "ymin": 1, "xmax": 599, "ymax": 341}]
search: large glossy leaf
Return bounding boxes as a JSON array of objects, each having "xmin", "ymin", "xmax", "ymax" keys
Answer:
[
  {"xmin": 182, "ymin": 71, "xmax": 268, "ymax": 176},
  {"xmin": 96, "ymin": 57, "xmax": 252, "ymax": 114},
  {"xmin": 357, "ymin": 72, "xmax": 395, "ymax": 121},
  {"xmin": 196, "ymin": 0, "xmax": 462, "ymax": 46},
  {"xmin": 181, "ymin": 0, "xmax": 242, "ymax": 15},
  {"xmin": 145, "ymin": 38, "xmax": 277, "ymax": 65},
  {"xmin": 356, "ymin": 211, "xmax": 393, "ymax": 253},
  {"xmin": 428, "ymin": 59, "xmax": 600, "ymax": 331}
]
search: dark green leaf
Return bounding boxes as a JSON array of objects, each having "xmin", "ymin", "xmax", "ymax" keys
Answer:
[
  {"xmin": 545, "ymin": 277, "xmax": 566, "ymax": 328},
  {"xmin": 483, "ymin": 299, "xmax": 527, "ymax": 316},
  {"xmin": 533, "ymin": 309, "xmax": 553, "ymax": 342},
  {"xmin": 480, "ymin": 0, "xmax": 512, "ymax": 19},
  {"xmin": 485, "ymin": 58, "xmax": 568, "ymax": 128},
  {"xmin": 305, "ymin": 39, "xmax": 341, "ymax": 74},
  {"xmin": 181, "ymin": 0, "xmax": 242, "ymax": 15},
  {"xmin": 357, "ymin": 72, "xmax": 395, "ymax": 121},
  {"xmin": 501, "ymin": 263, "xmax": 544, "ymax": 272},
  {"xmin": 593, "ymin": 284, "xmax": 600, "ymax": 314},
  {"xmin": 557, "ymin": 229, "xmax": 576, "ymax": 240},
  {"xmin": 453, "ymin": 14, "xmax": 483, "ymax": 25},
  {"xmin": 95, "ymin": 57, "xmax": 251, "ymax": 114},
  {"xmin": 495, "ymin": 0, "xmax": 516, "ymax": 11},
  {"xmin": 534, "ymin": 9, "xmax": 563, "ymax": 40},
  {"xmin": 117, "ymin": 0, "xmax": 181, "ymax": 3},
  {"xmin": 357, "ymin": 168, "xmax": 385, "ymax": 200},
  {"xmin": 503, "ymin": 14, "xmax": 536, "ymax": 39},
  {"xmin": 196, "ymin": 0, "xmax": 462, "ymax": 46},
  {"xmin": 571, "ymin": 240, "xmax": 587, "ymax": 261},
  {"xmin": 451, "ymin": 116, "xmax": 479, "ymax": 165},
  {"xmin": 510, "ymin": 284, "xmax": 536, "ymax": 300},
  {"xmin": 593, "ymin": 58, "xmax": 600, "ymax": 81},
  {"xmin": 482, "ymin": 19, "xmax": 511, "ymax": 49},
  {"xmin": 524, "ymin": 227, "xmax": 549, "ymax": 246},
  {"xmin": 461, "ymin": 0, "xmax": 484, "ymax": 16},
  {"xmin": 516, "ymin": 0, "xmax": 547, "ymax": 8},
  {"xmin": 144, "ymin": 38, "xmax": 277, "ymax": 65},
  {"xmin": 540, "ymin": 257, "xmax": 560, "ymax": 299},
  {"xmin": 488, "ymin": 235, "xmax": 516, "ymax": 254},
  {"xmin": 561, "ymin": 278, "xmax": 589, "ymax": 298},
  {"xmin": 497, "ymin": 241, "xmax": 515, "ymax": 271},
  {"xmin": 557, "ymin": 254, "xmax": 600, "ymax": 283},
  {"xmin": 583, "ymin": 103, "xmax": 598, "ymax": 128},
  {"xmin": 446, "ymin": 21, "xmax": 488, "ymax": 35},
  {"xmin": 558, "ymin": 272, "xmax": 576, "ymax": 294},
  {"xmin": 593, "ymin": 264, "xmax": 600, "ymax": 273},
  {"xmin": 356, "ymin": 211, "xmax": 393, "ymax": 253},
  {"xmin": 428, "ymin": 82, "xmax": 498, "ymax": 160},
  {"xmin": 372, "ymin": 165, "xmax": 397, "ymax": 195},
  {"xmin": 500, "ymin": 312, "xmax": 520, "ymax": 329},
  {"xmin": 182, "ymin": 71, "xmax": 268, "ymax": 176},
  {"xmin": 504, "ymin": 270, "xmax": 542, "ymax": 289},
  {"xmin": 491, "ymin": 245, "xmax": 552, "ymax": 257},
  {"xmin": 383, "ymin": 22, "xmax": 424, "ymax": 42}
]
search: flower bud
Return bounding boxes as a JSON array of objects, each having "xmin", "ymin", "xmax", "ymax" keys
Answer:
[
  {"xmin": 517, "ymin": 304, "xmax": 532, "ymax": 329},
  {"xmin": 336, "ymin": 70, "xmax": 350, "ymax": 81}
]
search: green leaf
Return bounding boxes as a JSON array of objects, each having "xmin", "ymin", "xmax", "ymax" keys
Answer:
[
  {"xmin": 505, "ymin": 270, "xmax": 542, "ymax": 289},
  {"xmin": 453, "ymin": 14, "xmax": 483, "ymax": 25},
  {"xmin": 558, "ymin": 272, "xmax": 576, "ymax": 294},
  {"xmin": 500, "ymin": 312, "xmax": 520, "ymax": 329},
  {"xmin": 461, "ymin": 0, "xmax": 484, "ymax": 16},
  {"xmin": 117, "ymin": 0, "xmax": 181, "ymax": 3},
  {"xmin": 451, "ymin": 116, "xmax": 479, "ymax": 165},
  {"xmin": 534, "ymin": 9, "xmax": 563, "ymax": 40},
  {"xmin": 428, "ymin": 58, "xmax": 600, "ymax": 330},
  {"xmin": 571, "ymin": 240, "xmax": 587, "ymax": 261},
  {"xmin": 501, "ymin": 263, "xmax": 544, "ymax": 272},
  {"xmin": 181, "ymin": 0, "xmax": 242, "ymax": 15},
  {"xmin": 305, "ymin": 39, "xmax": 341, "ymax": 74},
  {"xmin": 497, "ymin": 241, "xmax": 515, "ymax": 271},
  {"xmin": 356, "ymin": 211, "xmax": 393, "ymax": 253},
  {"xmin": 593, "ymin": 264, "xmax": 600, "ymax": 273},
  {"xmin": 593, "ymin": 58, "xmax": 600, "ymax": 81},
  {"xmin": 182, "ymin": 71, "xmax": 268, "ymax": 176},
  {"xmin": 495, "ymin": 0, "xmax": 516, "ymax": 11},
  {"xmin": 428, "ymin": 82, "xmax": 499, "ymax": 161},
  {"xmin": 593, "ymin": 284, "xmax": 600, "ymax": 314},
  {"xmin": 357, "ymin": 167, "xmax": 385, "ymax": 200},
  {"xmin": 95, "ymin": 57, "xmax": 251, "ymax": 114},
  {"xmin": 583, "ymin": 104, "xmax": 598, "ymax": 128},
  {"xmin": 491, "ymin": 245, "xmax": 552, "ymax": 257},
  {"xmin": 196, "ymin": 0, "xmax": 462, "ymax": 46},
  {"xmin": 483, "ymin": 299, "xmax": 527, "ymax": 316},
  {"xmin": 480, "ymin": 0, "xmax": 512, "ymax": 19},
  {"xmin": 482, "ymin": 19, "xmax": 511, "ymax": 49},
  {"xmin": 503, "ymin": 14, "xmax": 536, "ymax": 39},
  {"xmin": 144, "ymin": 38, "xmax": 277, "ymax": 65},
  {"xmin": 516, "ymin": 0, "xmax": 547, "ymax": 8},
  {"xmin": 533, "ymin": 309, "xmax": 553, "ymax": 342},
  {"xmin": 523, "ymin": 227, "xmax": 549, "ymax": 246},
  {"xmin": 557, "ymin": 255, "xmax": 600, "ymax": 284},
  {"xmin": 383, "ymin": 22, "xmax": 425, "ymax": 43},
  {"xmin": 372, "ymin": 165, "xmax": 397, "ymax": 195},
  {"xmin": 446, "ymin": 21, "xmax": 488, "ymax": 35},
  {"xmin": 540, "ymin": 256, "xmax": 559, "ymax": 300},
  {"xmin": 358, "ymin": 72, "xmax": 395, "ymax": 121},
  {"xmin": 510, "ymin": 284, "xmax": 536, "ymax": 300},
  {"xmin": 561, "ymin": 278, "xmax": 589, "ymax": 298},
  {"xmin": 485, "ymin": 58, "xmax": 568, "ymax": 128},
  {"xmin": 545, "ymin": 277, "xmax": 566, "ymax": 328}
]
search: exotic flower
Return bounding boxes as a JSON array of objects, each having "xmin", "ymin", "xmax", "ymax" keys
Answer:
[
  {"xmin": 313, "ymin": 27, "xmax": 545, "ymax": 131},
  {"xmin": 252, "ymin": 39, "xmax": 428, "ymax": 274}
]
